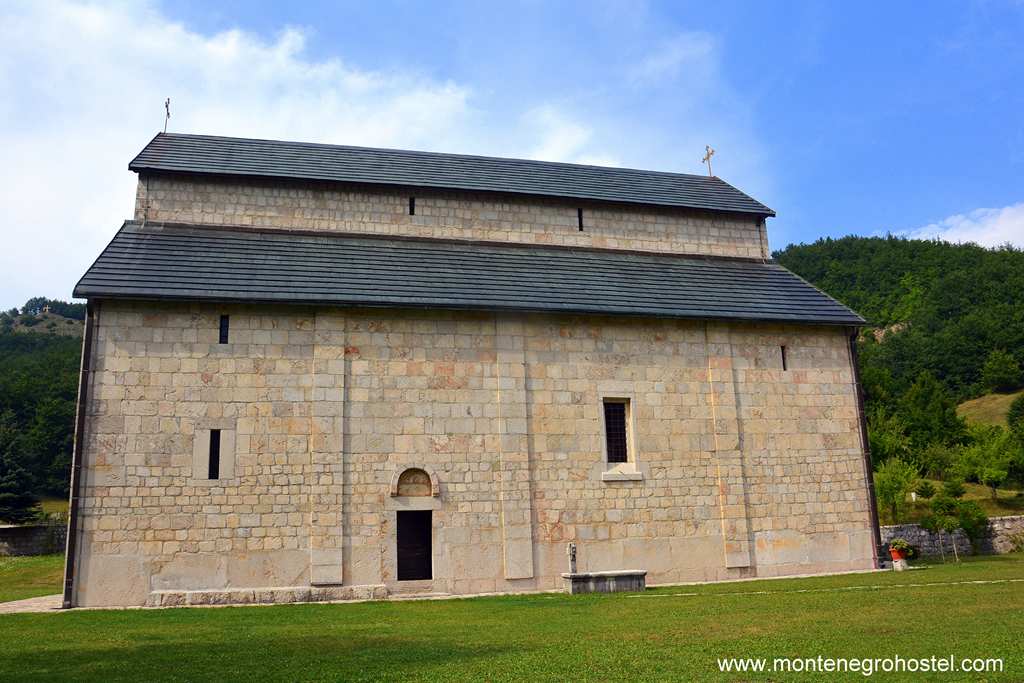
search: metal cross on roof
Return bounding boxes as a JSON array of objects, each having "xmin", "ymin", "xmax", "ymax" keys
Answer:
[
  {"xmin": 701, "ymin": 145, "xmax": 715, "ymax": 177},
  {"xmin": 164, "ymin": 98, "xmax": 171, "ymax": 134}
]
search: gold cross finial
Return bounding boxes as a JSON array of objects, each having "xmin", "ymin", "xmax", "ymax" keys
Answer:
[{"xmin": 701, "ymin": 145, "xmax": 715, "ymax": 177}]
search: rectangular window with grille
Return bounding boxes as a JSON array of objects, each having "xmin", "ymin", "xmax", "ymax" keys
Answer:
[{"xmin": 603, "ymin": 399, "xmax": 629, "ymax": 464}]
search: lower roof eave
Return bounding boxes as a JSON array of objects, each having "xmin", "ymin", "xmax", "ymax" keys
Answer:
[{"xmin": 74, "ymin": 291, "xmax": 865, "ymax": 328}]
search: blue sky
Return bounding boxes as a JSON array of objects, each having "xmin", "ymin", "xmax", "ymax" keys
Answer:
[{"xmin": 1, "ymin": 1, "xmax": 1022, "ymax": 309}]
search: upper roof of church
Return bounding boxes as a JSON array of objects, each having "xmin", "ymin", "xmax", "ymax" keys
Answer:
[{"xmin": 130, "ymin": 133, "xmax": 775, "ymax": 217}]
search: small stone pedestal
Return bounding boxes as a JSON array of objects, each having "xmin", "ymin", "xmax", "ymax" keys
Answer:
[{"xmin": 561, "ymin": 570, "xmax": 647, "ymax": 594}]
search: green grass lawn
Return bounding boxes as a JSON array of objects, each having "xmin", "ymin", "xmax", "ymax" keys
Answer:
[
  {"xmin": 1, "ymin": 554, "xmax": 1022, "ymax": 681},
  {"xmin": 0, "ymin": 554, "xmax": 63, "ymax": 604},
  {"xmin": 957, "ymin": 389, "xmax": 1024, "ymax": 427}
]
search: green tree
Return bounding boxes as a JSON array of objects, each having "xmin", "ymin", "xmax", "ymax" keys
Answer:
[
  {"xmin": 956, "ymin": 500, "xmax": 989, "ymax": 552},
  {"xmin": 867, "ymin": 406, "xmax": 910, "ymax": 465},
  {"xmin": 874, "ymin": 457, "xmax": 918, "ymax": 523},
  {"xmin": 917, "ymin": 441, "xmax": 955, "ymax": 479},
  {"xmin": 898, "ymin": 372, "xmax": 966, "ymax": 449},
  {"xmin": 980, "ymin": 349, "xmax": 1022, "ymax": 393},
  {"xmin": 929, "ymin": 494, "xmax": 965, "ymax": 561},
  {"xmin": 958, "ymin": 425, "xmax": 1019, "ymax": 500}
]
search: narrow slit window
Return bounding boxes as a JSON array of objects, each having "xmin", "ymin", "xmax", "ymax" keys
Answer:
[
  {"xmin": 409, "ymin": 197, "xmax": 416, "ymax": 216},
  {"xmin": 603, "ymin": 400, "xmax": 628, "ymax": 463},
  {"xmin": 219, "ymin": 315, "xmax": 229, "ymax": 344},
  {"xmin": 577, "ymin": 208, "xmax": 584, "ymax": 231},
  {"xmin": 208, "ymin": 429, "xmax": 221, "ymax": 480},
  {"xmin": 781, "ymin": 345, "xmax": 788, "ymax": 371}
]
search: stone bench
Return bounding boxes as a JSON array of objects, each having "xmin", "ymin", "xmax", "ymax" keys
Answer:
[{"xmin": 561, "ymin": 570, "xmax": 647, "ymax": 594}]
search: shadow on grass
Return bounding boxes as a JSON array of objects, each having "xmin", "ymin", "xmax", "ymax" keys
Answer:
[{"xmin": 0, "ymin": 632, "xmax": 520, "ymax": 682}]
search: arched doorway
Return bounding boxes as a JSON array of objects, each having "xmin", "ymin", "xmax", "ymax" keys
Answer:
[{"xmin": 395, "ymin": 468, "xmax": 433, "ymax": 581}]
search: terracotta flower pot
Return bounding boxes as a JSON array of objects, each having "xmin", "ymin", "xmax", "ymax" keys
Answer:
[{"xmin": 889, "ymin": 548, "xmax": 906, "ymax": 561}]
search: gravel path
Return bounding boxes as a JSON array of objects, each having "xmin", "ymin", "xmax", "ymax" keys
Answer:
[{"xmin": 0, "ymin": 594, "xmax": 62, "ymax": 614}]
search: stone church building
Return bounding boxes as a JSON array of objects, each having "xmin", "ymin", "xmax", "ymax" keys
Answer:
[{"xmin": 64, "ymin": 133, "xmax": 879, "ymax": 607}]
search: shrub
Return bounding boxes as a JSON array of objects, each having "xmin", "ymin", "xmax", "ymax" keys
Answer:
[
  {"xmin": 875, "ymin": 458, "xmax": 918, "ymax": 523},
  {"xmin": 942, "ymin": 478, "xmax": 966, "ymax": 499},
  {"xmin": 956, "ymin": 500, "xmax": 989, "ymax": 552},
  {"xmin": 915, "ymin": 480, "xmax": 936, "ymax": 499}
]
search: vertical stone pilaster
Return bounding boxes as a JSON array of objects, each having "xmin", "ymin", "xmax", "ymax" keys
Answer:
[
  {"xmin": 495, "ymin": 316, "xmax": 535, "ymax": 580},
  {"xmin": 705, "ymin": 324, "xmax": 752, "ymax": 569},
  {"xmin": 309, "ymin": 311, "xmax": 347, "ymax": 585}
]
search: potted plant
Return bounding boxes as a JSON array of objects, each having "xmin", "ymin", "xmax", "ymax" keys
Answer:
[{"xmin": 888, "ymin": 538, "xmax": 911, "ymax": 561}]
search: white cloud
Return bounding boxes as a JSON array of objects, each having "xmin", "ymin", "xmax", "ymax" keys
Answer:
[
  {"xmin": 521, "ymin": 106, "xmax": 622, "ymax": 166},
  {"xmin": 0, "ymin": 2, "xmax": 766, "ymax": 309},
  {"xmin": 909, "ymin": 203, "xmax": 1024, "ymax": 248},
  {"xmin": 0, "ymin": 0, "xmax": 476, "ymax": 309},
  {"xmin": 627, "ymin": 32, "xmax": 716, "ymax": 85}
]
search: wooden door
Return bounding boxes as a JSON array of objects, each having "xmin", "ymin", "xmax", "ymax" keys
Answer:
[{"xmin": 397, "ymin": 510, "xmax": 432, "ymax": 580}]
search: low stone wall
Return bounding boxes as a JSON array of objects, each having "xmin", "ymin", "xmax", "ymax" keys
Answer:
[
  {"xmin": 147, "ymin": 584, "xmax": 388, "ymax": 607},
  {"xmin": 986, "ymin": 515, "xmax": 1024, "ymax": 554},
  {"xmin": 0, "ymin": 522, "xmax": 67, "ymax": 556},
  {"xmin": 880, "ymin": 514, "xmax": 1024, "ymax": 557}
]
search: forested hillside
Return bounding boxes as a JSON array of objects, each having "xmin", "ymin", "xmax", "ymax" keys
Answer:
[
  {"xmin": 0, "ymin": 301, "xmax": 82, "ymax": 522},
  {"xmin": 776, "ymin": 236, "xmax": 1024, "ymax": 402},
  {"xmin": 777, "ymin": 236, "xmax": 1024, "ymax": 526}
]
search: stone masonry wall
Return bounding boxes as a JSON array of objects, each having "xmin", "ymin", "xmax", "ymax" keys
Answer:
[
  {"xmin": 134, "ymin": 174, "xmax": 769, "ymax": 259},
  {"xmin": 0, "ymin": 523, "xmax": 67, "ymax": 556},
  {"xmin": 73, "ymin": 300, "xmax": 873, "ymax": 606},
  {"xmin": 881, "ymin": 515, "xmax": 1024, "ymax": 557}
]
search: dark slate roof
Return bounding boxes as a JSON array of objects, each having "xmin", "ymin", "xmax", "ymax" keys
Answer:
[
  {"xmin": 75, "ymin": 222, "xmax": 863, "ymax": 326},
  {"xmin": 129, "ymin": 133, "xmax": 775, "ymax": 216}
]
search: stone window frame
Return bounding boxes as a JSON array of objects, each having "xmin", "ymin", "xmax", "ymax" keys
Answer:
[
  {"xmin": 190, "ymin": 418, "xmax": 238, "ymax": 487},
  {"xmin": 599, "ymin": 393, "xmax": 643, "ymax": 482}
]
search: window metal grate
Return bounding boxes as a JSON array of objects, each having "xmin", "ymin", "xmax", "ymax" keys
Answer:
[
  {"xmin": 409, "ymin": 197, "xmax": 416, "ymax": 216},
  {"xmin": 604, "ymin": 401, "xmax": 628, "ymax": 463},
  {"xmin": 208, "ymin": 429, "xmax": 221, "ymax": 479},
  {"xmin": 219, "ymin": 315, "xmax": 229, "ymax": 344}
]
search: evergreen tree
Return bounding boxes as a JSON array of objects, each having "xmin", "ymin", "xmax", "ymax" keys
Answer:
[
  {"xmin": 1008, "ymin": 394, "xmax": 1024, "ymax": 441},
  {"xmin": 0, "ymin": 459, "xmax": 39, "ymax": 524},
  {"xmin": 980, "ymin": 350, "xmax": 1022, "ymax": 393},
  {"xmin": 898, "ymin": 372, "xmax": 967, "ymax": 450}
]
